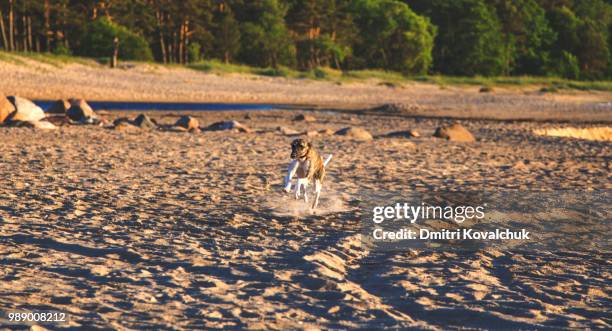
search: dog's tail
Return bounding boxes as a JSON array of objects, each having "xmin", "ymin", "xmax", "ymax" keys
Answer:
[{"xmin": 323, "ymin": 154, "xmax": 333, "ymax": 168}]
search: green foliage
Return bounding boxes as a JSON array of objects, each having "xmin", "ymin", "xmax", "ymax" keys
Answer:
[
  {"xmin": 552, "ymin": 51, "xmax": 580, "ymax": 79},
  {"xmin": 52, "ymin": 44, "xmax": 72, "ymax": 56},
  {"xmin": 238, "ymin": 0, "xmax": 296, "ymax": 68},
  {"xmin": 349, "ymin": 0, "xmax": 435, "ymax": 74},
  {"xmin": 213, "ymin": 5, "xmax": 241, "ymax": 63},
  {"xmin": 491, "ymin": 0, "xmax": 555, "ymax": 75},
  {"xmin": 411, "ymin": 0, "xmax": 506, "ymax": 76},
  {"xmin": 286, "ymin": 0, "xmax": 356, "ymax": 69},
  {"xmin": 1, "ymin": 0, "xmax": 611, "ymax": 80},
  {"xmin": 188, "ymin": 42, "xmax": 202, "ymax": 63},
  {"xmin": 79, "ymin": 17, "xmax": 153, "ymax": 61},
  {"xmin": 576, "ymin": 18, "xmax": 610, "ymax": 79}
]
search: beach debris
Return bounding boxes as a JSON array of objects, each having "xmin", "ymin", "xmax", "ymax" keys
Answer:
[
  {"xmin": 134, "ymin": 114, "xmax": 158, "ymax": 130},
  {"xmin": 0, "ymin": 95, "xmax": 16, "ymax": 124},
  {"xmin": 5, "ymin": 96, "xmax": 46, "ymax": 123},
  {"xmin": 384, "ymin": 129, "xmax": 420, "ymax": 138},
  {"xmin": 175, "ymin": 115, "xmax": 200, "ymax": 130},
  {"xmin": 334, "ymin": 127, "xmax": 373, "ymax": 141},
  {"xmin": 433, "ymin": 123, "xmax": 475, "ymax": 142},
  {"xmin": 206, "ymin": 120, "xmax": 251, "ymax": 133},
  {"xmin": 47, "ymin": 99, "xmax": 71, "ymax": 114},
  {"xmin": 67, "ymin": 99, "xmax": 100, "ymax": 124},
  {"xmin": 293, "ymin": 114, "xmax": 316, "ymax": 122}
]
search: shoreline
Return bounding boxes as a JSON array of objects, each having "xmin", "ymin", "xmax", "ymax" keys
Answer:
[{"xmin": 3, "ymin": 55, "xmax": 611, "ymax": 123}]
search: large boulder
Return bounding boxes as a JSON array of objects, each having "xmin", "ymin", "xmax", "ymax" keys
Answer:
[
  {"xmin": 67, "ymin": 99, "xmax": 99, "ymax": 124},
  {"xmin": 47, "ymin": 99, "xmax": 71, "ymax": 114},
  {"xmin": 0, "ymin": 95, "xmax": 15, "ymax": 124},
  {"xmin": 175, "ymin": 116, "xmax": 199, "ymax": 130},
  {"xmin": 206, "ymin": 120, "xmax": 251, "ymax": 133},
  {"xmin": 433, "ymin": 123, "xmax": 475, "ymax": 142},
  {"xmin": 6, "ymin": 96, "xmax": 45, "ymax": 123},
  {"xmin": 334, "ymin": 127, "xmax": 373, "ymax": 141},
  {"xmin": 134, "ymin": 114, "xmax": 158, "ymax": 130}
]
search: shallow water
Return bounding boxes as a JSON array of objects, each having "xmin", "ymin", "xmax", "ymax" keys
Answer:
[{"xmin": 35, "ymin": 100, "xmax": 278, "ymax": 112}]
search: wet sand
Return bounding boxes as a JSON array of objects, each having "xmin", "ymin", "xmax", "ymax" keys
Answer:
[{"xmin": 0, "ymin": 109, "xmax": 610, "ymax": 329}]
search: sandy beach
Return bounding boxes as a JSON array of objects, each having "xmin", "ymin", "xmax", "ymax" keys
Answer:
[{"xmin": 0, "ymin": 102, "xmax": 610, "ymax": 329}]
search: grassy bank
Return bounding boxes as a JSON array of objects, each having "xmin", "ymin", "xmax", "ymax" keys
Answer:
[
  {"xmin": 188, "ymin": 59, "xmax": 612, "ymax": 92},
  {"xmin": 2, "ymin": 51, "xmax": 610, "ymax": 92}
]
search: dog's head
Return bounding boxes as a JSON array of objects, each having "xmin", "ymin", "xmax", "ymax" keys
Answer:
[{"xmin": 290, "ymin": 138, "xmax": 311, "ymax": 160}]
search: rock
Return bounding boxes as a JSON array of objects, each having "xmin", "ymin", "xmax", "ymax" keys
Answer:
[
  {"xmin": 113, "ymin": 117, "xmax": 132, "ymax": 126},
  {"xmin": 46, "ymin": 99, "xmax": 71, "ymax": 114},
  {"xmin": 319, "ymin": 128, "xmax": 334, "ymax": 135},
  {"xmin": 32, "ymin": 121, "xmax": 57, "ymax": 130},
  {"xmin": 433, "ymin": 123, "xmax": 475, "ymax": 142},
  {"xmin": 334, "ymin": 127, "xmax": 373, "ymax": 141},
  {"xmin": 277, "ymin": 126, "xmax": 300, "ymax": 136},
  {"xmin": 206, "ymin": 120, "xmax": 251, "ymax": 133},
  {"xmin": 175, "ymin": 116, "xmax": 199, "ymax": 130},
  {"xmin": 479, "ymin": 86, "xmax": 493, "ymax": 93},
  {"xmin": 134, "ymin": 114, "xmax": 157, "ymax": 129},
  {"xmin": 0, "ymin": 95, "xmax": 15, "ymax": 124},
  {"xmin": 293, "ymin": 114, "xmax": 316, "ymax": 122},
  {"xmin": 7, "ymin": 120, "xmax": 56, "ymax": 130},
  {"xmin": 304, "ymin": 130, "xmax": 319, "ymax": 137},
  {"xmin": 67, "ymin": 99, "xmax": 99, "ymax": 124},
  {"xmin": 6, "ymin": 96, "xmax": 45, "ymax": 123},
  {"xmin": 371, "ymin": 103, "xmax": 405, "ymax": 113},
  {"xmin": 45, "ymin": 116, "xmax": 71, "ymax": 126},
  {"xmin": 385, "ymin": 130, "xmax": 420, "ymax": 138},
  {"xmin": 166, "ymin": 126, "xmax": 188, "ymax": 132},
  {"xmin": 113, "ymin": 121, "xmax": 140, "ymax": 132}
]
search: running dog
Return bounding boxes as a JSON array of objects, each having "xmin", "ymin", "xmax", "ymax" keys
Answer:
[{"xmin": 283, "ymin": 138, "xmax": 332, "ymax": 209}]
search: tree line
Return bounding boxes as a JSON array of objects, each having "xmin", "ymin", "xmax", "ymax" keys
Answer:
[{"xmin": 0, "ymin": 0, "xmax": 610, "ymax": 79}]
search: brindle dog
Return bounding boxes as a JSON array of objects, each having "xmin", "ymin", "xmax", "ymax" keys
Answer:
[{"xmin": 284, "ymin": 138, "xmax": 332, "ymax": 209}]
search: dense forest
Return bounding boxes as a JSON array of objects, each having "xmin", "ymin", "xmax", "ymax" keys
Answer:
[{"xmin": 0, "ymin": 0, "xmax": 610, "ymax": 79}]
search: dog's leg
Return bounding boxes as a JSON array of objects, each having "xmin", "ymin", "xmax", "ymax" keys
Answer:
[
  {"xmin": 312, "ymin": 179, "xmax": 322, "ymax": 209},
  {"xmin": 302, "ymin": 180, "xmax": 309, "ymax": 204},
  {"xmin": 284, "ymin": 160, "xmax": 298, "ymax": 193},
  {"xmin": 295, "ymin": 180, "xmax": 301, "ymax": 199},
  {"xmin": 296, "ymin": 178, "xmax": 308, "ymax": 201}
]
